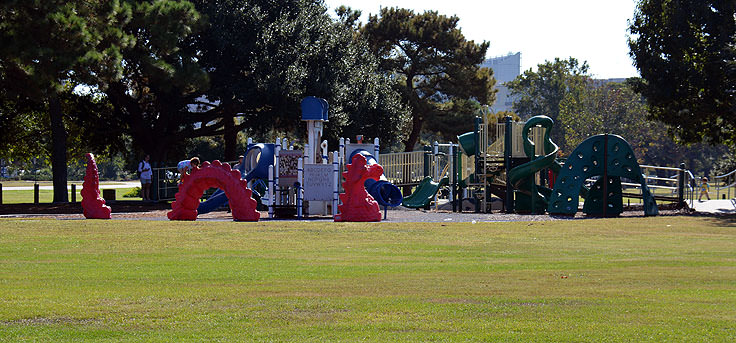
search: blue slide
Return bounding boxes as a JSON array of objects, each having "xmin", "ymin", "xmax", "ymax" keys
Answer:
[
  {"xmin": 198, "ymin": 144, "xmax": 275, "ymax": 214},
  {"xmin": 197, "ymin": 189, "xmax": 228, "ymax": 214},
  {"xmin": 348, "ymin": 150, "xmax": 403, "ymax": 207}
]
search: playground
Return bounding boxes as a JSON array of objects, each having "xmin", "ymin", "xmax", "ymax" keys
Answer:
[{"xmin": 1, "ymin": 97, "xmax": 735, "ymax": 342}]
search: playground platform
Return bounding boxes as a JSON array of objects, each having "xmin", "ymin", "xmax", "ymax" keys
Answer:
[{"xmin": 690, "ymin": 199, "xmax": 736, "ymax": 214}]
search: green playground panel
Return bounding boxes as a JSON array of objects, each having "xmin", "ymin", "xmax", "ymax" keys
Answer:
[{"xmin": 547, "ymin": 134, "xmax": 658, "ymax": 217}]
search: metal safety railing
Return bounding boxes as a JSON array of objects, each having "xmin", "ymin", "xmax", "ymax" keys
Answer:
[
  {"xmin": 152, "ymin": 160, "xmax": 239, "ymax": 201},
  {"xmin": 152, "ymin": 166, "xmax": 180, "ymax": 201},
  {"xmin": 611, "ymin": 164, "xmax": 694, "ymax": 208},
  {"xmin": 714, "ymin": 168, "xmax": 736, "ymax": 199},
  {"xmin": 380, "ymin": 151, "xmax": 427, "ymax": 186},
  {"xmin": 489, "ymin": 122, "xmax": 546, "ymax": 158}
]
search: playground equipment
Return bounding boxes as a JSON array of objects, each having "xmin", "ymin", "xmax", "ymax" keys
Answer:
[
  {"xmin": 167, "ymin": 160, "xmax": 259, "ymax": 221},
  {"xmin": 195, "ymin": 143, "xmax": 276, "ymax": 215},
  {"xmin": 335, "ymin": 154, "xmax": 383, "ymax": 222},
  {"xmin": 507, "ymin": 116, "xmax": 561, "ymax": 214},
  {"xmin": 401, "ymin": 176, "xmax": 449, "ymax": 209},
  {"xmin": 547, "ymin": 134, "xmax": 658, "ymax": 217},
  {"xmin": 81, "ymin": 153, "xmax": 112, "ymax": 219},
  {"xmin": 348, "ymin": 149, "xmax": 403, "ymax": 209},
  {"xmin": 198, "ymin": 97, "xmax": 400, "ymax": 221}
]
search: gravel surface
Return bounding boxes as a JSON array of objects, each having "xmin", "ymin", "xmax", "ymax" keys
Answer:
[{"xmin": 0, "ymin": 204, "xmax": 689, "ymax": 222}]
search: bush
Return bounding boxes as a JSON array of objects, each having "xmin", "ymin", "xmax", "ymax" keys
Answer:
[{"xmin": 122, "ymin": 187, "xmax": 141, "ymax": 198}]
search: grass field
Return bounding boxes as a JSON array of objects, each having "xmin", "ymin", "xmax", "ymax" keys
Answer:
[
  {"xmin": 0, "ymin": 187, "xmax": 141, "ymax": 204},
  {"xmin": 0, "ymin": 217, "xmax": 734, "ymax": 342}
]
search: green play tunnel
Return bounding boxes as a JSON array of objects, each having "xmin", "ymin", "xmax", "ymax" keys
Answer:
[{"xmin": 457, "ymin": 132, "xmax": 476, "ymax": 156}]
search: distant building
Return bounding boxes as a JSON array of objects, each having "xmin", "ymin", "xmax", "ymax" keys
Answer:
[{"xmin": 482, "ymin": 52, "xmax": 521, "ymax": 114}]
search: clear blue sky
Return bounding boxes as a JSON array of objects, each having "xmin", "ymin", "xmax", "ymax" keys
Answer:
[{"xmin": 323, "ymin": 0, "xmax": 639, "ymax": 79}]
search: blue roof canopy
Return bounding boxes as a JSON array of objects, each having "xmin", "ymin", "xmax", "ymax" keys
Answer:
[{"xmin": 301, "ymin": 96, "xmax": 328, "ymax": 121}]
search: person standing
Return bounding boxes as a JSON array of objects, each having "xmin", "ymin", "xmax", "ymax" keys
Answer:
[
  {"xmin": 698, "ymin": 177, "xmax": 711, "ymax": 201},
  {"xmin": 138, "ymin": 154, "xmax": 153, "ymax": 201}
]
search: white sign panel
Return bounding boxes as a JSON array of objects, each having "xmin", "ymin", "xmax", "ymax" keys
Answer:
[{"xmin": 303, "ymin": 164, "xmax": 334, "ymax": 201}]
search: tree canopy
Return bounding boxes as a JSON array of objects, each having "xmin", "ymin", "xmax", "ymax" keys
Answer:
[
  {"xmin": 362, "ymin": 7, "xmax": 496, "ymax": 151},
  {"xmin": 105, "ymin": 0, "xmax": 408, "ymax": 162},
  {"xmin": 506, "ymin": 57, "xmax": 590, "ymax": 145},
  {"xmin": 629, "ymin": 0, "xmax": 736, "ymax": 145},
  {"xmin": 557, "ymin": 79, "xmax": 728, "ymax": 175},
  {"xmin": 0, "ymin": 0, "xmax": 133, "ymax": 202}
]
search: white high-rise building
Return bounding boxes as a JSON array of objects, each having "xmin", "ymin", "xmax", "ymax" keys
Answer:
[{"xmin": 482, "ymin": 52, "xmax": 521, "ymax": 114}]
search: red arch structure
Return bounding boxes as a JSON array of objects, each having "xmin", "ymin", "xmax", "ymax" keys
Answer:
[
  {"xmin": 81, "ymin": 153, "xmax": 112, "ymax": 219},
  {"xmin": 167, "ymin": 160, "xmax": 260, "ymax": 221}
]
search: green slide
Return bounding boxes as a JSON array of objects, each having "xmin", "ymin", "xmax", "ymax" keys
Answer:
[
  {"xmin": 507, "ymin": 115, "xmax": 561, "ymax": 213},
  {"xmin": 402, "ymin": 176, "xmax": 449, "ymax": 209}
]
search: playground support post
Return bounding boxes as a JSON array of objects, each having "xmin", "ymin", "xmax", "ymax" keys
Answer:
[
  {"xmin": 332, "ymin": 151, "xmax": 339, "ymax": 217},
  {"xmin": 339, "ymin": 138, "xmax": 345, "ymax": 164},
  {"xmin": 374, "ymin": 138, "xmax": 380, "ymax": 164},
  {"xmin": 602, "ymin": 134, "xmax": 609, "ymax": 218},
  {"xmin": 297, "ymin": 158, "xmax": 303, "ymax": 219},
  {"xmin": 423, "ymin": 145, "xmax": 432, "ymax": 178},
  {"xmin": 268, "ymin": 165, "xmax": 274, "ymax": 219},
  {"xmin": 504, "ymin": 115, "xmax": 514, "ymax": 213},
  {"xmin": 449, "ymin": 144, "xmax": 455, "ymax": 212},
  {"xmin": 678, "ymin": 163, "xmax": 685, "ymax": 208},
  {"xmin": 275, "ymin": 141, "xmax": 281, "ymax": 206},
  {"xmin": 433, "ymin": 141, "xmax": 439, "ymax": 207},
  {"xmin": 322, "ymin": 140, "xmax": 329, "ymax": 164},
  {"xmin": 304, "ymin": 144, "xmax": 310, "ymax": 165}
]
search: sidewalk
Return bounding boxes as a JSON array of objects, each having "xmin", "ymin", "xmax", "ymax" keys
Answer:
[{"xmin": 690, "ymin": 199, "xmax": 736, "ymax": 214}]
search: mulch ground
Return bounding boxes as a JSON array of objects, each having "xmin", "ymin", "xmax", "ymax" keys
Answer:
[{"xmin": 0, "ymin": 200, "xmax": 694, "ymax": 222}]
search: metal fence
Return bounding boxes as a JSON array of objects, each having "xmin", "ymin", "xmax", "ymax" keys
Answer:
[
  {"xmin": 615, "ymin": 164, "xmax": 694, "ymax": 207},
  {"xmin": 714, "ymin": 168, "xmax": 736, "ymax": 199},
  {"xmin": 380, "ymin": 151, "xmax": 427, "ymax": 186},
  {"xmin": 152, "ymin": 160, "xmax": 239, "ymax": 201}
]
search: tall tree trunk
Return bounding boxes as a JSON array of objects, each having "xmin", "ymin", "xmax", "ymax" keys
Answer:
[
  {"xmin": 403, "ymin": 109, "xmax": 423, "ymax": 152},
  {"xmin": 223, "ymin": 110, "xmax": 237, "ymax": 161},
  {"xmin": 49, "ymin": 93, "xmax": 68, "ymax": 203}
]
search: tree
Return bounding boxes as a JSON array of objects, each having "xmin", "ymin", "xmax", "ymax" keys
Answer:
[
  {"xmin": 103, "ymin": 0, "xmax": 207, "ymax": 163},
  {"xmin": 558, "ymin": 80, "xmax": 662, "ymax": 158},
  {"xmin": 558, "ymin": 80, "xmax": 728, "ymax": 174},
  {"xmin": 629, "ymin": 0, "xmax": 736, "ymax": 145},
  {"xmin": 506, "ymin": 57, "xmax": 590, "ymax": 146},
  {"xmin": 507, "ymin": 57, "xmax": 590, "ymax": 121},
  {"xmin": 362, "ymin": 7, "xmax": 496, "ymax": 151},
  {"xmin": 0, "ymin": 0, "xmax": 133, "ymax": 202},
  {"xmin": 108, "ymin": 0, "xmax": 408, "ymax": 163}
]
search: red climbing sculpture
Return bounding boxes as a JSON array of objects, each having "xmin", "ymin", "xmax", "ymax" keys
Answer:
[
  {"xmin": 81, "ymin": 153, "xmax": 112, "ymax": 219},
  {"xmin": 335, "ymin": 154, "xmax": 383, "ymax": 222},
  {"xmin": 167, "ymin": 160, "xmax": 260, "ymax": 221}
]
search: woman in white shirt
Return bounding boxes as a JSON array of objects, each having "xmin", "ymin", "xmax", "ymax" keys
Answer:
[{"xmin": 138, "ymin": 155, "xmax": 153, "ymax": 201}]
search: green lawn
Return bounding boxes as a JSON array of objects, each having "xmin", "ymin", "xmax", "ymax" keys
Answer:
[
  {"xmin": 1, "ymin": 187, "xmax": 140, "ymax": 204},
  {"xmin": 0, "ymin": 217, "xmax": 734, "ymax": 342}
]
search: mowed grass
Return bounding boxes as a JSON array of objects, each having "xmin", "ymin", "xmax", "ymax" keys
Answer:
[{"xmin": 0, "ymin": 217, "xmax": 735, "ymax": 342}]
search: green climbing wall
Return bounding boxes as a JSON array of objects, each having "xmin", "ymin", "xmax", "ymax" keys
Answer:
[{"xmin": 547, "ymin": 134, "xmax": 658, "ymax": 217}]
